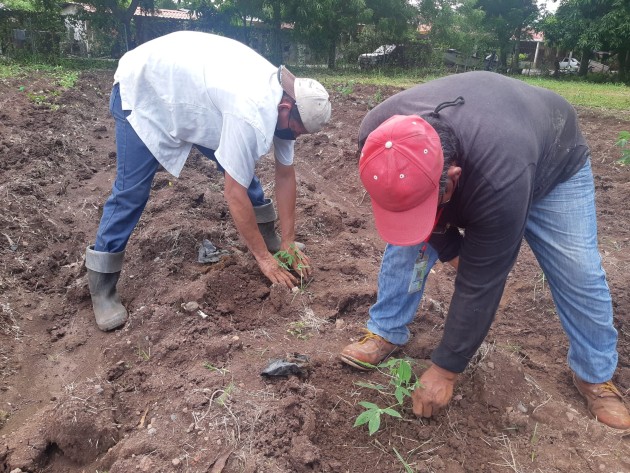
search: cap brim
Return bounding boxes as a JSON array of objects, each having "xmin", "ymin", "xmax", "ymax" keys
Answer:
[{"xmin": 369, "ymin": 191, "xmax": 439, "ymax": 246}]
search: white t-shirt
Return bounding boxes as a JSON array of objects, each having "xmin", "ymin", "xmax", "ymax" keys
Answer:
[{"xmin": 113, "ymin": 31, "xmax": 295, "ymax": 188}]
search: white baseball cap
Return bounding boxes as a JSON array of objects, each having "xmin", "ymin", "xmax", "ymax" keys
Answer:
[{"xmin": 294, "ymin": 78, "xmax": 331, "ymax": 133}]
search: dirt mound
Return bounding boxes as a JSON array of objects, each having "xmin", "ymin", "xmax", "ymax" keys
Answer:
[{"xmin": 0, "ymin": 71, "xmax": 629, "ymax": 472}]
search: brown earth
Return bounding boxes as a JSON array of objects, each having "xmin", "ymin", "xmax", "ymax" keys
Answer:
[{"xmin": 0, "ymin": 70, "xmax": 629, "ymax": 473}]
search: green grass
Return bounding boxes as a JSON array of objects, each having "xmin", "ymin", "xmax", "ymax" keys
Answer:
[
  {"xmin": 519, "ymin": 76, "xmax": 630, "ymax": 111},
  {"xmin": 0, "ymin": 57, "xmax": 117, "ymax": 79},
  {"xmin": 2, "ymin": 60, "xmax": 627, "ymax": 112},
  {"xmin": 294, "ymin": 66, "xmax": 629, "ymax": 112}
]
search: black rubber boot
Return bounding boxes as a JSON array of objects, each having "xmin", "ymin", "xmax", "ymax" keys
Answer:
[
  {"xmin": 85, "ymin": 245, "xmax": 128, "ymax": 331},
  {"xmin": 253, "ymin": 199, "xmax": 305, "ymax": 253}
]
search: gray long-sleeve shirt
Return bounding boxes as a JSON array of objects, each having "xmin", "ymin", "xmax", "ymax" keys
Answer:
[{"xmin": 358, "ymin": 71, "xmax": 589, "ymax": 372}]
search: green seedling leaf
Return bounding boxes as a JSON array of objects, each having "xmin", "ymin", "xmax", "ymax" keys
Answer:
[
  {"xmin": 353, "ymin": 409, "xmax": 374, "ymax": 427},
  {"xmin": 353, "ymin": 356, "xmax": 421, "ymax": 435},
  {"xmin": 396, "ymin": 360, "xmax": 412, "ymax": 384},
  {"xmin": 377, "ymin": 358, "xmax": 399, "ymax": 369},
  {"xmin": 358, "ymin": 401, "xmax": 380, "ymax": 410},
  {"xmin": 382, "ymin": 408, "xmax": 402, "ymax": 418},
  {"xmin": 394, "ymin": 386, "xmax": 409, "ymax": 405},
  {"xmin": 368, "ymin": 412, "xmax": 381, "ymax": 435}
]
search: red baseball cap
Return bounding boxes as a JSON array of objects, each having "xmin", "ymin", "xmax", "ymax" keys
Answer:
[{"xmin": 359, "ymin": 115, "xmax": 444, "ymax": 246}]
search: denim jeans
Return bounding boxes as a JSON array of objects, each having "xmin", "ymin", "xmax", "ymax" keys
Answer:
[
  {"xmin": 94, "ymin": 84, "xmax": 267, "ymax": 253},
  {"xmin": 368, "ymin": 159, "xmax": 617, "ymax": 383}
]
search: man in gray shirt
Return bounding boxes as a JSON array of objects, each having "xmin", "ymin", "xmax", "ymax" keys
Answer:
[{"xmin": 340, "ymin": 71, "xmax": 629, "ymax": 429}]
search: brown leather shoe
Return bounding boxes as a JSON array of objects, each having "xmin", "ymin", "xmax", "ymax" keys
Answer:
[
  {"xmin": 573, "ymin": 374, "xmax": 630, "ymax": 430},
  {"xmin": 339, "ymin": 331, "xmax": 399, "ymax": 370}
]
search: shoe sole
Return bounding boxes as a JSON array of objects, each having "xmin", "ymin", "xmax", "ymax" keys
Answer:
[{"xmin": 339, "ymin": 354, "xmax": 377, "ymax": 371}]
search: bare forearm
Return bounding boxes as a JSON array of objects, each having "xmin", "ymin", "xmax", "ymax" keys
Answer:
[
  {"xmin": 448, "ymin": 256, "xmax": 459, "ymax": 270},
  {"xmin": 224, "ymin": 174, "xmax": 269, "ymax": 262}
]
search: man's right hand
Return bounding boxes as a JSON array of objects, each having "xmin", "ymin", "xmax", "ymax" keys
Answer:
[
  {"xmin": 256, "ymin": 253, "xmax": 298, "ymax": 289},
  {"xmin": 411, "ymin": 364, "xmax": 458, "ymax": 418}
]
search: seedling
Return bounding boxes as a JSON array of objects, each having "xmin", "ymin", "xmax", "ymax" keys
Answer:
[
  {"xmin": 616, "ymin": 131, "xmax": 630, "ymax": 165},
  {"xmin": 273, "ymin": 244, "xmax": 310, "ymax": 289},
  {"xmin": 203, "ymin": 362, "xmax": 229, "ymax": 375},
  {"xmin": 353, "ymin": 357, "xmax": 421, "ymax": 435},
  {"xmin": 353, "ymin": 401, "xmax": 402, "ymax": 435},
  {"xmin": 287, "ymin": 320, "xmax": 308, "ymax": 339},
  {"xmin": 136, "ymin": 346, "xmax": 151, "ymax": 361},
  {"xmin": 214, "ymin": 382, "xmax": 234, "ymax": 407},
  {"xmin": 337, "ymin": 80, "xmax": 355, "ymax": 96}
]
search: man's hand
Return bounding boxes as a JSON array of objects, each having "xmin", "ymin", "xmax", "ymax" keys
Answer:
[
  {"xmin": 224, "ymin": 173, "xmax": 297, "ymax": 289},
  {"xmin": 257, "ymin": 253, "xmax": 298, "ymax": 288},
  {"xmin": 278, "ymin": 243, "xmax": 312, "ymax": 280},
  {"xmin": 412, "ymin": 364, "xmax": 458, "ymax": 418}
]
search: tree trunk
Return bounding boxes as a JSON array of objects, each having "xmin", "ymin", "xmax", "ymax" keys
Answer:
[
  {"xmin": 619, "ymin": 49, "xmax": 629, "ymax": 84},
  {"xmin": 510, "ymin": 32, "xmax": 521, "ymax": 74},
  {"xmin": 269, "ymin": 3, "xmax": 283, "ymax": 66},
  {"xmin": 578, "ymin": 47, "xmax": 592, "ymax": 76},
  {"xmin": 327, "ymin": 41, "xmax": 336, "ymax": 69}
]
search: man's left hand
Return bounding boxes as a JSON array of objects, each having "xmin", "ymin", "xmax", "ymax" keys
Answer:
[{"xmin": 412, "ymin": 364, "xmax": 458, "ymax": 418}]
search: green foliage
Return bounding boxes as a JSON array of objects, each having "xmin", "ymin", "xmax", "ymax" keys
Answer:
[
  {"xmin": 214, "ymin": 382, "xmax": 234, "ymax": 407},
  {"xmin": 353, "ymin": 401, "xmax": 402, "ymax": 435},
  {"xmin": 353, "ymin": 357, "xmax": 420, "ymax": 435},
  {"xmin": 2, "ymin": 0, "xmax": 37, "ymax": 11},
  {"xmin": 0, "ymin": 9, "xmax": 65, "ymax": 59},
  {"xmin": 287, "ymin": 320, "xmax": 309, "ymax": 339},
  {"xmin": 540, "ymin": 0, "xmax": 630, "ymax": 81},
  {"xmin": 419, "ymin": 0, "xmax": 491, "ymax": 55},
  {"xmin": 616, "ymin": 131, "xmax": 630, "ymax": 165},
  {"xmin": 337, "ymin": 80, "xmax": 355, "ymax": 95},
  {"xmin": 273, "ymin": 244, "xmax": 310, "ymax": 288}
]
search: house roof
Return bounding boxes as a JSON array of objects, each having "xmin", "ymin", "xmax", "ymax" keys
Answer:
[
  {"xmin": 61, "ymin": 3, "xmax": 197, "ymax": 20},
  {"xmin": 135, "ymin": 7, "xmax": 197, "ymax": 20}
]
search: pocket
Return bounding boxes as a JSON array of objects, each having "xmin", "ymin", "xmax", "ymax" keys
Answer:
[{"xmin": 109, "ymin": 84, "xmax": 117, "ymax": 115}]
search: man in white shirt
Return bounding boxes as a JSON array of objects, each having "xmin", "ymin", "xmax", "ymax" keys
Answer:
[{"xmin": 84, "ymin": 31, "xmax": 331, "ymax": 332}]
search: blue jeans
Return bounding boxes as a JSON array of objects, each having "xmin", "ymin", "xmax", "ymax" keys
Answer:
[
  {"xmin": 94, "ymin": 84, "xmax": 267, "ymax": 253},
  {"xmin": 368, "ymin": 159, "xmax": 617, "ymax": 383}
]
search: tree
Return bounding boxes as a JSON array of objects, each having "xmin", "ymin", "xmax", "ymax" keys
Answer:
[
  {"xmin": 475, "ymin": 0, "xmax": 539, "ymax": 72},
  {"xmin": 285, "ymin": 0, "xmax": 372, "ymax": 68},
  {"xmin": 418, "ymin": 0, "xmax": 490, "ymax": 60},
  {"xmin": 541, "ymin": 0, "xmax": 630, "ymax": 80}
]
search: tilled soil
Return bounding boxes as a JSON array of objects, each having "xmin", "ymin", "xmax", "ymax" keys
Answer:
[{"xmin": 0, "ymin": 70, "xmax": 629, "ymax": 473}]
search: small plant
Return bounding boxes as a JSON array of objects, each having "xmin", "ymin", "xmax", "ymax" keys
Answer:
[
  {"xmin": 287, "ymin": 320, "xmax": 309, "ymax": 339},
  {"xmin": 616, "ymin": 131, "xmax": 630, "ymax": 165},
  {"xmin": 353, "ymin": 357, "xmax": 421, "ymax": 435},
  {"xmin": 57, "ymin": 71, "xmax": 78, "ymax": 89},
  {"xmin": 136, "ymin": 346, "xmax": 151, "ymax": 361},
  {"xmin": 203, "ymin": 362, "xmax": 229, "ymax": 375},
  {"xmin": 354, "ymin": 401, "xmax": 401, "ymax": 435},
  {"xmin": 337, "ymin": 80, "xmax": 355, "ymax": 96},
  {"xmin": 214, "ymin": 383, "xmax": 234, "ymax": 407},
  {"xmin": 273, "ymin": 244, "xmax": 310, "ymax": 289}
]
